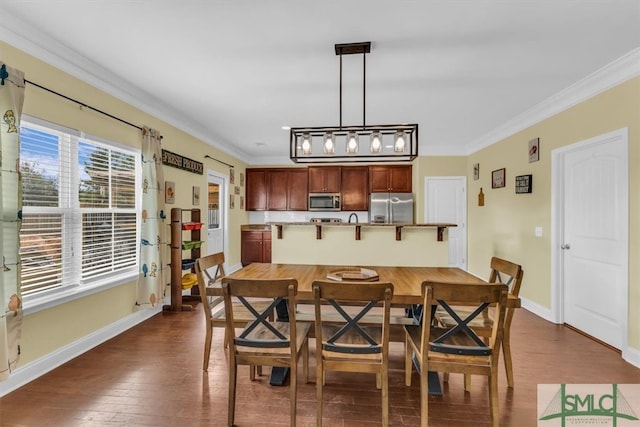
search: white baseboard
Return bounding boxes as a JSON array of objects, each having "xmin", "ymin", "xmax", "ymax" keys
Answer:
[
  {"xmin": 0, "ymin": 306, "xmax": 161, "ymax": 398},
  {"xmin": 623, "ymin": 345, "xmax": 640, "ymax": 369},
  {"xmin": 520, "ymin": 296, "xmax": 557, "ymax": 323}
]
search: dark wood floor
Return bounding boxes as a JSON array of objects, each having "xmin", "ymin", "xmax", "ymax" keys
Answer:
[{"xmin": 1, "ymin": 303, "xmax": 639, "ymax": 426}]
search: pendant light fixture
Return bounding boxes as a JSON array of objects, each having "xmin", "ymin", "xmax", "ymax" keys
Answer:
[{"xmin": 290, "ymin": 41, "xmax": 418, "ymax": 163}]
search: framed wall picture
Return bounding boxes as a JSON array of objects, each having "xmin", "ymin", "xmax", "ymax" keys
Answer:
[
  {"xmin": 165, "ymin": 181, "xmax": 175, "ymax": 204},
  {"xmin": 229, "ymin": 168, "xmax": 235, "ymax": 184},
  {"xmin": 473, "ymin": 163, "xmax": 479, "ymax": 180},
  {"xmin": 240, "ymin": 172, "xmax": 245, "ymax": 187},
  {"xmin": 240, "ymin": 196, "xmax": 245, "ymax": 210},
  {"xmin": 529, "ymin": 137, "xmax": 540, "ymax": 162},
  {"xmin": 192, "ymin": 186, "xmax": 200, "ymax": 205},
  {"xmin": 234, "ymin": 185, "xmax": 240, "ymax": 195},
  {"xmin": 491, "ymin": 168, "xmax": 506, "ymax": 189},
  {"xmin": 515, "ymin": 174, "xmax": 533, "ymax": 194},
  {"xmin": 230, "ymin": 194, "xmax": 235, "ymax": 209}
]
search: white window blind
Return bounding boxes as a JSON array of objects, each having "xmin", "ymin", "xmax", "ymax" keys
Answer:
[{"xmin": 19, "ymin": 120, "xmax": 140, "ymax": 297}]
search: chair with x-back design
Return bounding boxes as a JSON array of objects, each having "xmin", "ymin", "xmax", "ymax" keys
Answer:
[
  {"xmin": 405, "ymin": 281, "xmax": 508, "ymax": 427},
  {"xmin": 312, "ymin": 279, "xmax": 394, "ymax": 427},
  {"xmin": 222, "ymin": 277, "xmax": 311, "ymax": 427}
]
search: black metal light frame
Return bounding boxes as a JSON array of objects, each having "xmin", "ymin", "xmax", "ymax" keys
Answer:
[{"xmin": 289, "ymin": 42, "xmax": 419, "ymax": 164}]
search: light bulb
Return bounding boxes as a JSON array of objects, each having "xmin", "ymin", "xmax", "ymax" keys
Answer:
[
  {"xmin": 301, "ymin": 134, "xmax": 312, "ymax": 155},
  {"xmin": 323, "ymin": 133, "xmax": 335, "ymax": 154},
  {"xmin": 370, "ymin": 132, "xmax": 382, "ymax": 153},
  {"xmin": 394, "ymin": 131, "xmax": 406, "ymax": 153},
  {"xmin": 346, "ymin": 132, "xmax": 359, "ymax": 154}
]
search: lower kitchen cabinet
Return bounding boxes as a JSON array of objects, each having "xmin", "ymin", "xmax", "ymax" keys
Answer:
[{"xmin": 241, "ymin": 230, "xmax": 271, "ymax": 266}]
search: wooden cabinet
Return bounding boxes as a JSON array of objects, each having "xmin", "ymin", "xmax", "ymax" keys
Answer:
[
  {"xmin": 164, "ymin": 208, "xmax": 201, "ymax": 312},
  {"xmin": 266, "ymin": 168, "xmax": 308, "ymax": 211},
  {"xmin": 341, "ymin": 166, "xmax": 369, "ymax": 211},
  {"xmin": 246, "ymin": 169, "xmax": 268, "ymax": 210},
  {"xmin": 247, "ymin": 168, "xmax": 308, "ymax": 211},
  {"xmin": 369, "ymin": 165, "xmax": 412, "ymax": 192},
  {"xmin": 241, "ymin": 230, "xmax": 271, "ymax": 266},
  {"xmin": 308, "ymin": 166, "xmax": 341, "ymax": 193}
]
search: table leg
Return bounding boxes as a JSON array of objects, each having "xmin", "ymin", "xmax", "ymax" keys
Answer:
[{"xmin": 270, "ymin": 299, "xmax": 290, "ymax": 386}]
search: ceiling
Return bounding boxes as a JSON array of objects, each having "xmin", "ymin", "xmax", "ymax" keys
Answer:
[{"xmin": 1, "ymin": 1, "xmax": 638, "ymax": 165}]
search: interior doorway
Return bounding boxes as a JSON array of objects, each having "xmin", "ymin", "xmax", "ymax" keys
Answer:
[
  {"xmin": 424, "ymin": 176, "xmax": 467, "ymax": 269},
  {"xmin": 206, "ymin": 170, "xmax": 229, "ymax": 269},
  {"xmin": 552, "ymin": 128, "xmax": 628, "ymax": 351}
]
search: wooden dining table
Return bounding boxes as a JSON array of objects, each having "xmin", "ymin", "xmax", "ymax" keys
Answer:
[
  {"xmin": 223, "ymin": 262, "xmax": 521, "ymax": 308},
  {"xmin": 220, "ymin": 262, "xmax": 521, "ymax": 392}
]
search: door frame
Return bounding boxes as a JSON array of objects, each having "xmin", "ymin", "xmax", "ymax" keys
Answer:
[
  {"xmin": 206, "ymin": 169, "xmax": 230, "ymax": 266},
  {"xmin": 551, "ymin": 127, "xmax": 629, "ymax": 349},
  {"xmin": 424, "ymin": 176, "xmax": 467, "ymax": 269}
]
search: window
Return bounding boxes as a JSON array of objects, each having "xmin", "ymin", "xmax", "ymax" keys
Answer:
[{"xmin": 19, "ymin": 118, "xmax": 140, "ymax": 298}]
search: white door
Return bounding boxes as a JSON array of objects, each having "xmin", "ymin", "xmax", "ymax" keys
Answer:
[
  {"xmin": 424, "ymin": 176, "xmax": 467, "ymax": 269},
  {"xmin": 206, "ymin": 170, "xmax": 228, "ymax": 264},
  {"xmin": 556, "ymin": 128, "xmax": 628, "ymax": 350}
]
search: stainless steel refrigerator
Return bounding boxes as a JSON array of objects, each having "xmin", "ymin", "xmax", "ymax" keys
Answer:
[{"xmin": 369, "ymin": 193, "xmax": 414, "ymax": 224}]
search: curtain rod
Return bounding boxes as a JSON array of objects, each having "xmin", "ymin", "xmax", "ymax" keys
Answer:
[
  {"xmin": 25, "ymin": 79, "xmax": 235, "ymax": 169},
  {"xmin": 204, "ymin": 154, "xmax": 234, "ymax": 169},
  {"xmin": 25, "ymin": 79, "xmax": 143, "ymax": 131}
]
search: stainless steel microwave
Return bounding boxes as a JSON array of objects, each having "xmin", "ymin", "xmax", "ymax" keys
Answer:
[{"xmin": 308, "ymin": 193, "xmax": 341, "ymax": 211}]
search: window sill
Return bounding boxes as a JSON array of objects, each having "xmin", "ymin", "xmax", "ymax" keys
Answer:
[{"xmin": 22, "ymin": 271, "xmax": 139, "ymax": 316}]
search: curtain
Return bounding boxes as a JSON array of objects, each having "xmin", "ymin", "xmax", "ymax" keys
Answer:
[
  {"xmin": 0, "ymin": 62, "xmax": 25, "ymax": 381},
  {"xmin": 136, "ymin": 127, "xmax": 166, "ymax": 309}
]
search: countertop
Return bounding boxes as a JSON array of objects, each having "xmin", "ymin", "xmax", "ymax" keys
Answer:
[{"xmin": 265, "ymin": 222, "xmax": 457, "ymax": 227}]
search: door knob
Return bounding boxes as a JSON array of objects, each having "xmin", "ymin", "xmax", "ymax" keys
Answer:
[{"xmin": 561, "ymin": 244, "xmax": 571, "ymax": 250}]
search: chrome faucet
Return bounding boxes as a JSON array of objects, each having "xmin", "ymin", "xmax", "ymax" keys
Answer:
[{"xmin": 348, "ymin": 213, "xmax": 359, "ymax": 223}]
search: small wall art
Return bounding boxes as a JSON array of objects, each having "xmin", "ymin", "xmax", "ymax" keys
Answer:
[
  {"xmin": 234, "ymin": 185, "xmax": 240, "ymax": 195},
  {"xmin": 230, "ymin": 168, "xmax": 235, "ymax": 184},
  {"xmin": 528, "ymin": 137, "xmax": 540, "ymax": 162},
  {"xmin": 165, "ymin": 181, "xmax": 175, "ymax": 204},
  {"xmin": 192, "ymin": 186, "xmax": 200, "ymax": 205},
  {"xmin": 491, "ymin": 168, "xmax": 506, "ymax": 189},
  {"xmin": 473, "ymin": 163, "xmax": 479, "ymax": 180},
  {"xmin": 240, "ymin": 172, "xmax": 245, "ymax": 187},
  {"xmin": 515, "ymin": 174, "xmax": 533, "ymax": 194},
  {"xmin": 230, "ymin": 194, "xmax": 235, "ymax": 209},
  {"xmin": 240, "ymin": 196, "xmax": 245, "ymax": 210}
]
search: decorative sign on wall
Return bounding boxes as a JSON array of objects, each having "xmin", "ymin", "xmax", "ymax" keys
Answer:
[
  {"xmin": 161, "ymin": 149, "xmax": 203, "ymax": 175},
  {"xmin": 528, "ymin": 138, "xmax": 540, "ymax": 162},
  {"xmin": 492, "ymin": 168, "xmax": 506, "ymax": 189},
  {"xmin": 515, "ymin": 174, "xmax": 533, "ymax": 194}
]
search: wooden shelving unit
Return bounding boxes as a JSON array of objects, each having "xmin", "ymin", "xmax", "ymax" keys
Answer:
[{"xmin": 163, "ymin": 208, "xmax": 201, "ymax": 312}]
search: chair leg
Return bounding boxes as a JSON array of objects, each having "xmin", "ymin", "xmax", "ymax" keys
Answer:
[
  {"xmin": 250, "ymin": 365, "xmax": 256, "ymax": 381},
  {"xmin": 464, "ymin": 374, "xmax": 471, "ymax": 392},
  {"xmin": 228, "ymin": 362, "xmax": 237, "ymax": 427},
  {"xmin": 303, "ymin": 338, "xmax": 309, "ymax": 383},
  {"xmin": 290, "ymin": 360, "xmax": 298, "ymax": 427},
  {"xmin": 503, "ymin": 311, "xmax": 515, "ymax": 388},
  {"xmin": 381, "ymin": 367, "xmax": 389, "ymax": 427},
  {"xmin": 419, "ymin": 362, "xmax": 428, "ymax": 427},
  {"xmin": 376, "ymin": 372, "xmax": 381, "ymax": 389},
  {"xmin": 203, "ymin": 326, "xmax": 212, "ymax": 371},
  {"xmin": 223, "ymin": 328, "xmax": 229, "ymax": 349},
  {"xmin": 404, "ymin": 335, "xmax": 413, "ymax": 387},
  {"xmin": 489, "ymin": 372, "xmax": 499, "ymax": 427},
  {"xmin": 443, "ymin": 372, "xmax": 450, "ymax": 382},
  {"xmin": 316, "ymin": 359, "xmax": 323, "ymax": 426}
]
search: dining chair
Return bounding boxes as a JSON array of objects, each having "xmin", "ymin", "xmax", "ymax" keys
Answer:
[
  {"xmin": 435, "ymin": 256, "xmax": 524, "ymax": 388},
  {"xmin": 222, "ymin": 277, "xmax": 311, "ymax": 427},
  {"xmin": 405, "ymin": 281, "xmax": 508, "ymax": 427},
  {"xmin": 194, "ymin": 252, "xmax": 275, "ymax": 371},
  {"xmin": 312, "ymin": 280, "xmax": 394, "ymax": 427}
]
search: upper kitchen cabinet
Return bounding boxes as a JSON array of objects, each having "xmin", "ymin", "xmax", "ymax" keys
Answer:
[
  {"xmin": 369, "ymin": 165, "xmax": 412, "ymax": 193},
  {"xmin": 308, "ymin": 166, "xmax": 341, "ymax": 193},
  {"xmin": 267, "ymin": 168, "xmax": 309, "ymax": 211},
  {"xmin": 341, "ymin": 166, "xmax": 369, "ymax": 211},
  {"xmin": 246, "ymin": 169, "xmax": 268, "ymax": 210}
]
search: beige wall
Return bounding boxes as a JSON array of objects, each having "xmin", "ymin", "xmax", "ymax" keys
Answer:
[
  {"xmin": 467, "ymin": 77, "xmax": 640, "ymax": 349},
  {"xmin": 2, "ymin": 40, "xmax": 248, "ymax": 365}
]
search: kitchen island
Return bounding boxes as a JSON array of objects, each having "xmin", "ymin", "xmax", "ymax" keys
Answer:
[{"xmin": 267, "ymin": 222, "xmax": 456, "ymax": 267}]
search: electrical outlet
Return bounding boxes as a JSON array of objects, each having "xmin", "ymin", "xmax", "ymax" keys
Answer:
[{"xmin": 535, "ymin": 227, "xmax": 543, "ymax": 237}]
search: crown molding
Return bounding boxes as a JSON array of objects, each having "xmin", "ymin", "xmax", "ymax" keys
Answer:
[
  {"xmin": 466, "ymin": 48, "xmax": 640, "ymax": 155},
  {"xmin": 0, "ymin": 13, "xmax": 251, "ymax": 165}
]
